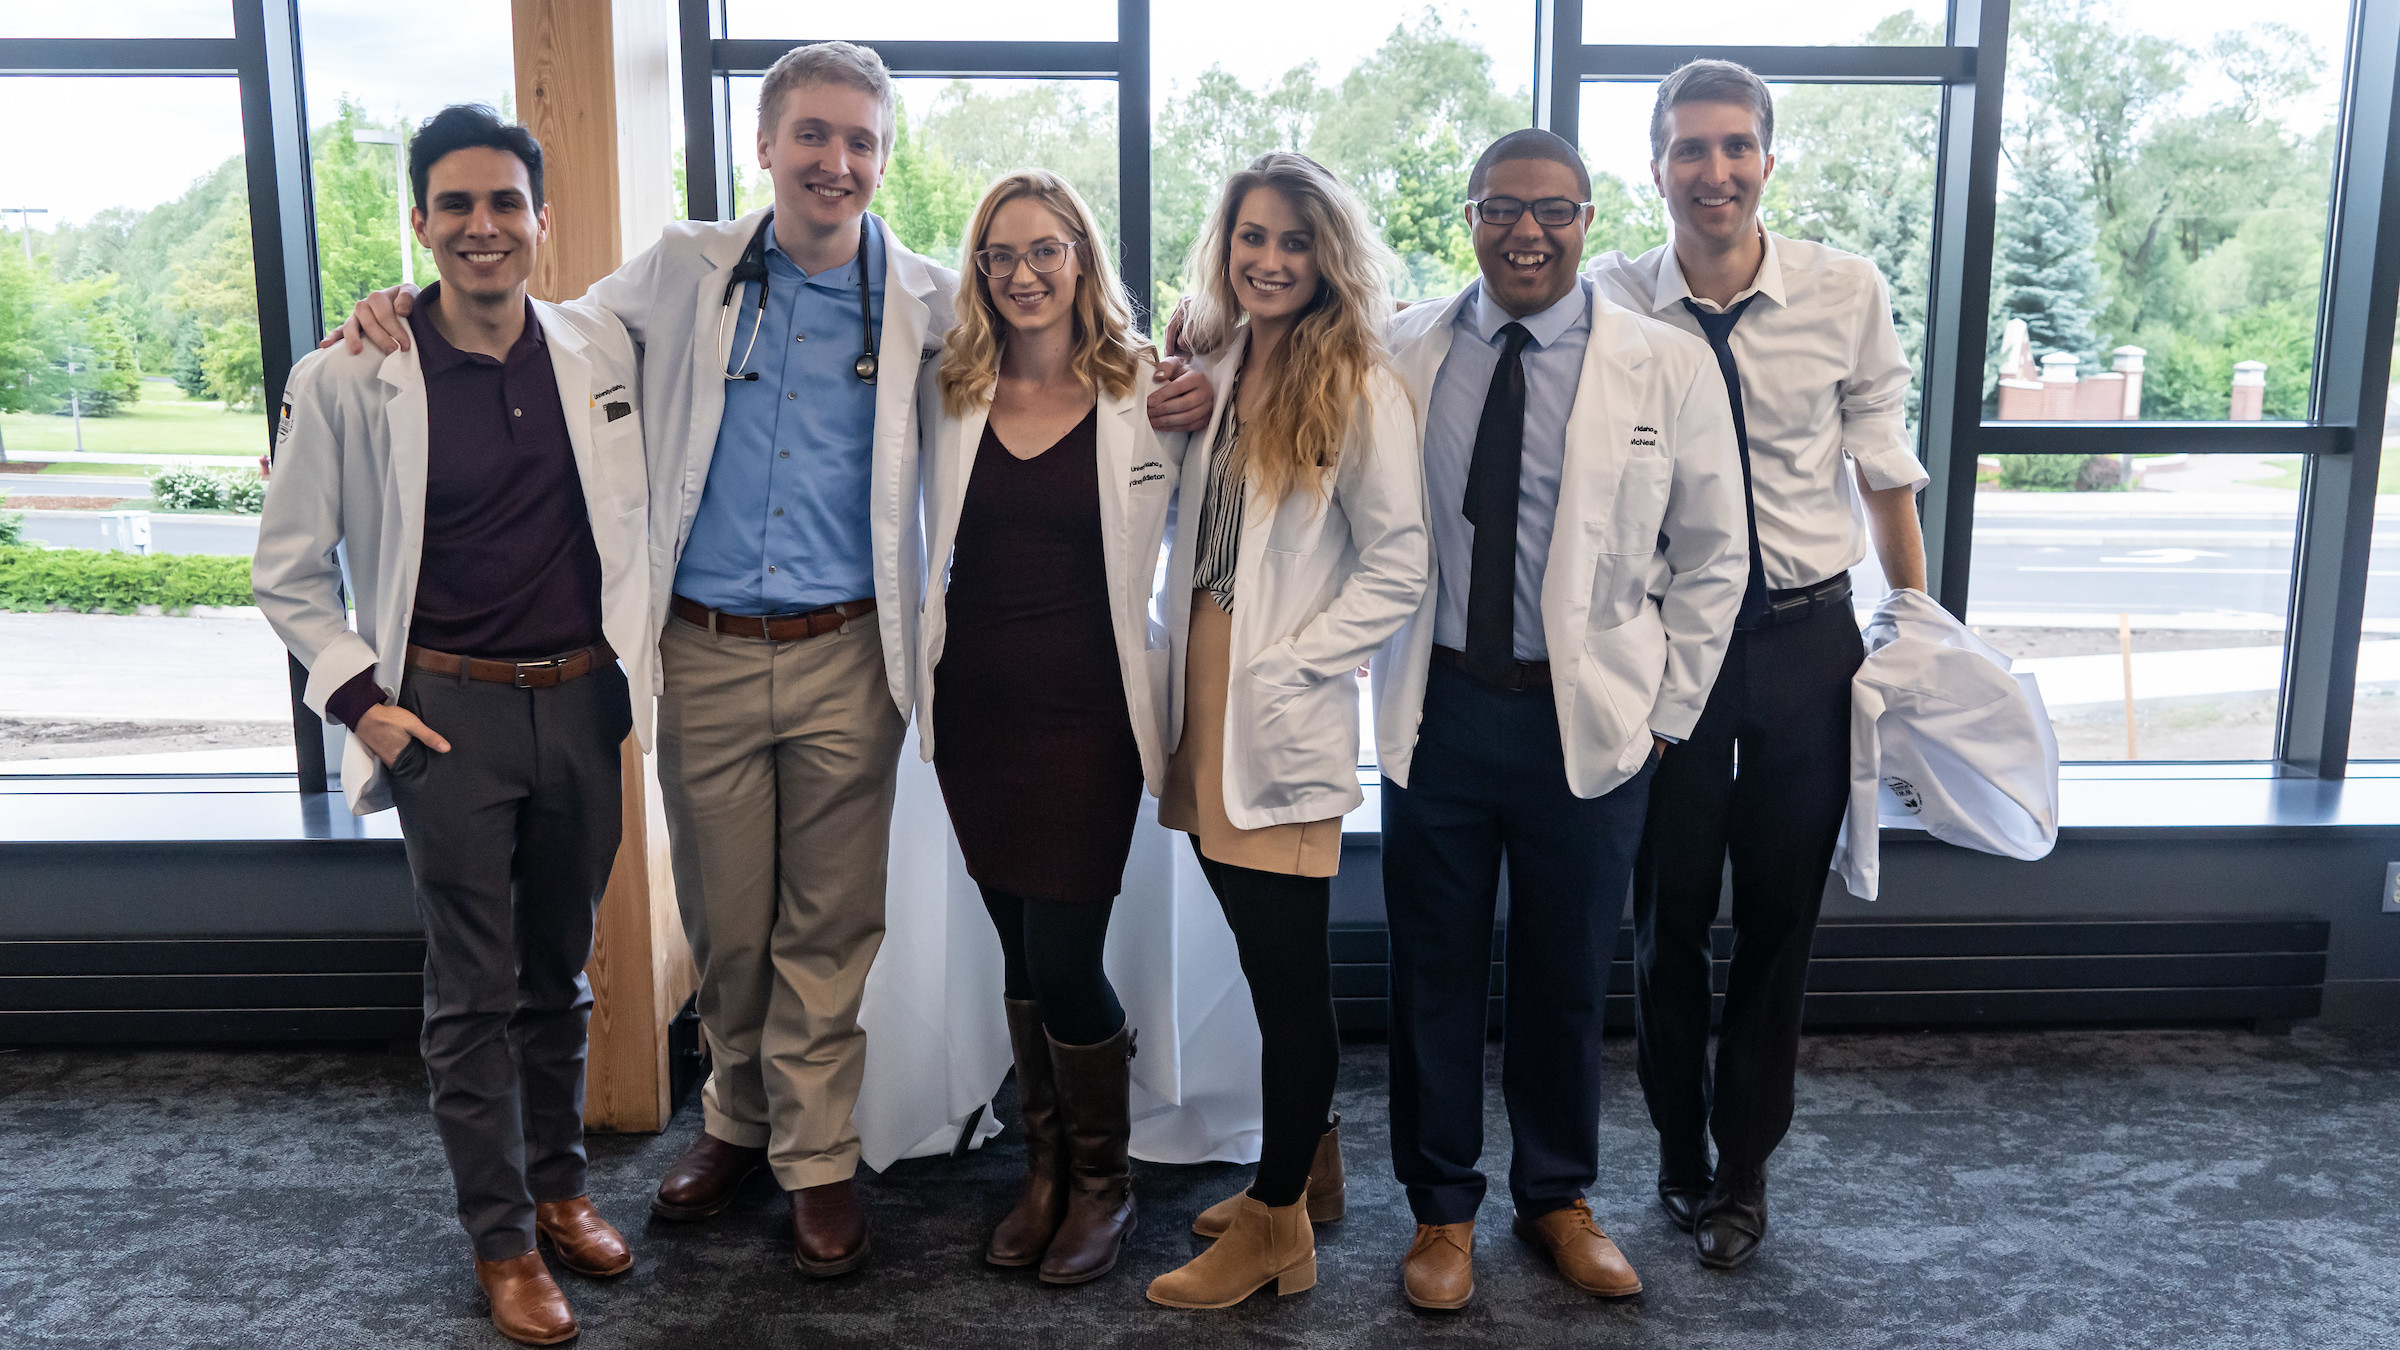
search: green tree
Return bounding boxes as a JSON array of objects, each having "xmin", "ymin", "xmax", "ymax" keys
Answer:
[
  {"xmin": 169, "ymin": 189, "xmax": 266, "ymax": 411},
  {"xmin": 0, "ymin": 246, "xmax": 53, "ymax": 415},
  {"xmin": 1992, "ymin": 137, "xmax": 2103, "ymax": 366},
  {"xmin": 311, "ymin": 96, "xmax": 430, "ymax": 324}
]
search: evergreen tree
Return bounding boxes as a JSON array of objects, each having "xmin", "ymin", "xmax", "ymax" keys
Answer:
[{"xmin": 1993, "ymin": 137, "xmax": 2104, "ymax": 366}]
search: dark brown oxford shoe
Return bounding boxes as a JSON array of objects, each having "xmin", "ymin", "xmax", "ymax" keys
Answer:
[
  {"xmin": 535, "ymin": 1195, "xmax": 633, "ymax": 1278},
  {"xmin": 1694, "ymin": 1169, "xmax": 1768, "ymax": 1270},
  {"xmin": 790, "ymin": 1178, "xmax": 873, "ymax": 1277},
  {"xmin": 474, "ymin": 1249, "xmax": 578, "ymax": 1346},
  {"xmin": 651, "ymin": 1131, "xmax": 768, "ymax": 1221}
]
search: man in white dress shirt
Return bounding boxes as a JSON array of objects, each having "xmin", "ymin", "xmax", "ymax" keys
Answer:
[{"xmin": 1584, "ymin": 60, "xmax": 1931, "ymax": 1271}]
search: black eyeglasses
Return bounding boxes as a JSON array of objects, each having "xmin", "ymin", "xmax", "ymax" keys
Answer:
[
  {"xmin": 1467, "ymin": 196, "xmax": 1590, "ymax": 227},
  {"xmin": 974, "ymin": 238, "xmax": 1079, "ymax": 278}
]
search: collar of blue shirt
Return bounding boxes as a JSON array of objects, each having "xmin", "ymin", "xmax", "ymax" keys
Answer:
[
  {"xmin": 1461, "ymin": 274, "xmax": 1592, "ymax": 351},
  {"xmin": 761, "ymin": 209, "xmax": 886, "ymax": 293}
]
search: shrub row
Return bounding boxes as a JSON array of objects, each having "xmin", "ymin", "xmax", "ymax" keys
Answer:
[
  {"xmin": 152, "ymin": 463, "xmax": 267, "ymax": 514},
  {"xmin": 0, "ymin": 545, "xmax": 254, "ymax": 614}
]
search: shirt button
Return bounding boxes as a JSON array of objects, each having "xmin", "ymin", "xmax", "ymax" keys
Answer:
[
  {"xmin": 779, "ymin": 450, "xmax": 790, "ymax": 458},
  {"xmin": 512, "ymin": 408, "xmax": 522, "ymax": 417},
  {"xmin": 796, "ymin": 334, "xmax": 805, "ymax": 343},
  {"xmin": 774, "ymin": 508, "xmax": 784, "ymax": 516},
  {"xmin": 787, "ymin": 391, "xmax": 796, "ymax": 400}
]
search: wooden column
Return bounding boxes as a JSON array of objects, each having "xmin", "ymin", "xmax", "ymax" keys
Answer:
[{"xmin": 512, "ymin": 0, "xmax": 690, "ymax": 1133}]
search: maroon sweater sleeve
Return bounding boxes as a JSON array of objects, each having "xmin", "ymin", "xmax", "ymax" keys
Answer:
[{"xmin": 325, "ymin": 667, "xmax": 388, "ymax": 732}]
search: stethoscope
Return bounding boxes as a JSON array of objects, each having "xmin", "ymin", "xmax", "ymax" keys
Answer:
[{"xmin": 719, "ymin": 214, "xmax": 878, "ymax": 385}]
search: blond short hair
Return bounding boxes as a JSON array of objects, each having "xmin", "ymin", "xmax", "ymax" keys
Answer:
[
  {"xmin": 938, "ymin": 170, "xmax": 1151, "ymax": 416},
  {"xmin": 758, "ymin": 41, "xmax": 896, "ymax": 156}
]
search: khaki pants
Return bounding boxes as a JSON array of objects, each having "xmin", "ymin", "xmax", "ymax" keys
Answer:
[{"xmin": 657, "ymin": 613, "xmax": 906, "ymax": 1190}]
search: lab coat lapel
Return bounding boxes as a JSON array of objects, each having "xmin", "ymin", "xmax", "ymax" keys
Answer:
[
  {"xmin": 1538, "ymin": 305, "xmax": 1656, "ymax": 692},
  {"xmin": 376, "ymin": 342, "xmax": 429, "ymax": 671},
  {"xmin": 535, "ymin": 306, "xmax": 603, "ymax": 525},
  {"xmin": 682, "ymin": 210, "xmax": 762, "ymax": 542}
]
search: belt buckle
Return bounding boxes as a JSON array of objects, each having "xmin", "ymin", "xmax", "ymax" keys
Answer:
[{"xmin": 513, "ymin": 655, "xmax": 568, "ymax": 688}]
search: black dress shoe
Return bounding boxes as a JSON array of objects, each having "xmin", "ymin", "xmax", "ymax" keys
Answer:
[
  {"xmin": 1657, "ymin": 1147, "xmax": 1714, "ymax": 1234},
  {"xmin": 1658, "ymin": 1181, "xmax": 1711, "ymax": 1233},
  {"xmin": 1693, "ymin": 1169, "xmax": 1767, "ymax": 1270}
]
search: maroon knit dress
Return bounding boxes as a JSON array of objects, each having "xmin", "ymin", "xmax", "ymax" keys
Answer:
[{"xmin": 931, "ymin": 408, "xmax": 1144, "ymax": 901}]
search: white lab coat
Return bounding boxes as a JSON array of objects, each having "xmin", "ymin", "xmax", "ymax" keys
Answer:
[
  {"xmin": 1831, "ymin": 588, "xmax": 2061, "ymax": 900},
  {"xmin": 915, "ymin": 363, "xmax": 1188, "ymax": 790},
  {"xmin": 574, "ymin": 208, "xmax": 957, "ymax": 717},
  {"xmin": 251, "ymin": 300, "xmax": 654, "ymax": 816},
  {"xmin": 1162, "ymin": 340, "xmax": 1430, "ymax": 828},
  {"xmin": 1373, "ymin": 288, "xmax": 1749, "ymax": 797}
]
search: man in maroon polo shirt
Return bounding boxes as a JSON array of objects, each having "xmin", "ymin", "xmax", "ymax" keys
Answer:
[{"xmin": 254, "ymin": 105, "xmax": 655, "ymax": 1347}]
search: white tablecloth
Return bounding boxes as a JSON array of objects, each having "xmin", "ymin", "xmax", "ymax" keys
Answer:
[{"xmin": 852, "ymin": 726, "xmax": 1266, "ymax": 1171}]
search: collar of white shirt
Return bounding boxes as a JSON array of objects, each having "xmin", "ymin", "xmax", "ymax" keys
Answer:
[
  {"xmin": 1651, "ymin": 225, "xmax": 1788, "ymax": 315},
  {"xmin": 1461, "ymin": 275, "xmax": 1591, "ymax": 350}
]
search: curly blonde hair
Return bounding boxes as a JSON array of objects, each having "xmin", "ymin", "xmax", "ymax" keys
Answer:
[
  {"xmin": 1179, "ymin": 151, "xmax": 1400, "ymax": 507},
  {"xmin": 939, "ymin": 170, "xmax": 1150, "ymax": 415}
]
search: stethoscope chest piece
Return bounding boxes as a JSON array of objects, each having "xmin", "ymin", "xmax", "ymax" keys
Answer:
[{"xmin": 854, "ymin": 352, "xmax": 878, "ymax": 384}]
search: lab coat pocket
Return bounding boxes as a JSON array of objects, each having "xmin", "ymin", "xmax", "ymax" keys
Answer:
[
  {"xmin": 592, "ymin": 414, "xmax": 648, "ymax": 514},
  {"xmin": 1600, "ymin": 456, "xmax": 1673, "ymax": 554},
  {"xmin": 1261, "ymin": 484, "xmax": 1333, "ymax": 556},
  {"xmin": 1576, "ymin": 610, "xmax": 1666, "ymax": 772},
  {"xmin": 1236, "ymin": 667, "xmax": 1353, "ymax": 811}
]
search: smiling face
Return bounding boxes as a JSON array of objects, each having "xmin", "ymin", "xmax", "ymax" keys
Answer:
[
  {"xmin": 1651, "ymin": 99, "xmax": 1775, "ymax": 250},
  {"xmin": 1227, "ymin": 186, "xmax": 1321, "ymax": 325},
  {"xmin": 412, "ymin": 146, "xmax": 547, "ymax": 306},
  {"xmin": 759, "ymin": 79, "xmax": 888, "ymax": 235},
  {"xmin": 1468, "ymin": 157, "xmax": 1591, "ymax": 319},
  {"xmin": 979, "ymin": 196, "xmax": 1084, "ymax": 341}
]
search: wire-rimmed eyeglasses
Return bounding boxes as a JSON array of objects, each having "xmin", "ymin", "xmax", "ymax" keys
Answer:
[{"xmin": 974, "ymin": 238, "xmax": 1080, "ymax": 278}]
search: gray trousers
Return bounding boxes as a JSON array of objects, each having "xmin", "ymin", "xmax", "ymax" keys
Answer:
[{"xmin": 386, "ymin": 661, "xmax": 632, "ymax": 1261}]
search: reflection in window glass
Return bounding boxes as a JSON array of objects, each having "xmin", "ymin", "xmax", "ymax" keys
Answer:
[
  {"xmin": 1150, "ymin": 2, "xmax": 1536, "ymax": 311},
  {"xmin": 726, "ymin": 0, "xmax": 1115, "ymax": 43},
  {"xmin": 1986, "ymin": 0, "xmax": 2348, "ymax": 423},
  {"xmin": 1585, "ymin": 3, "xmax": 1944, "ymax": 46},
  {"xmin": 299, "ymin": 0, "xmax": 517, "ymax": 327},
  {"xmin": 728, "ymin": 76, "xmax": 1119, "ymax": 273},
  {"xmin": 2348, "ymin": 326, "xmax": 2400, "ymax": 757},
  {"xmin": 4, "ymin": 3, "xmax": 233, "ymax": 37},
  {"xmin": 1577, "ymin": 77, "xmax": 1940, "ymax": 424},
  {"xmin": 0, "ymin": 78, "xmax": 295, "ymax": 776},
  {"xmin": 1964, "ymin": 456, "xmax": 2297, "ymax": 761}
]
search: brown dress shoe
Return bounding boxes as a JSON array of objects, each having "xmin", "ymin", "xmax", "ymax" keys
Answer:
[
  {"xmin": 535, "ymin": 1195, "xmax": 633, "ymax": 1278},
  {"xmin": 790, "ymin": 1178, "xmax": 872, "ymax": 1277},
  {"xmin": 652, "ymin": 1131, "xmax": 768, "ymax": 1221},
  {"xmin": 1192, "ymin": 1115, "xmax": 1345, "ymax": 1238},
  {"xmin": 1514, "ymin": 1198, "xmax": 1642, "ymax": 1297},
  {"xmin": 474, "ymin": 1249, "xmax": 577, "ymax": 1346},
  {"xmin": 1401, "ymin": 1221, "xmax": 1475, "ymax": 1310}
]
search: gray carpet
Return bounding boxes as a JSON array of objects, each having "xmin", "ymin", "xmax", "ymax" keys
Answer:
[{"xmin": 2, "ymin": 1028, "xmax": 2396, "ymax": 1349}]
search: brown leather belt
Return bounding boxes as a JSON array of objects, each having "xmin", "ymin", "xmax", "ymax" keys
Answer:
[
  {"xmin": 406, "ymin": 640, "xmax": 617, "ymax": 688},
  {"xmin": 671, "ymin": 593, "xmax": 875, "ymax": 642},
  {"xmin": 1431, "ymin": 644, "xmax": 1551, "ymax": 692}
]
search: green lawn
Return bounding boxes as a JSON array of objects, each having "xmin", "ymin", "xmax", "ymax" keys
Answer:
[{"xmin": 0, "ymin": 380, "xmax": 267, "ymax": 458}]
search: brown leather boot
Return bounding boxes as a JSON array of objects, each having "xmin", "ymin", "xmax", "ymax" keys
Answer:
[
  {"xmin": 1401, "ymin": 1221, "xmax": 1475, "ymax": 1310},
  {"xmin": 987, "ymin": 999, "xmax": 1067, "ymax": 1267},
  {"xmin": 651, "ymin": 1130, "xmax": 768, "ymax": 1221},
  {"xmin": 1514, "ymin": 1198, "xmax": 1642, "ymax": 1296},
  {"xmin": 534, "ymin": 1195, "xmax": 633, "ymax": 1277},
  {"xmin": 1037, "ymin": 1024, "xmax": 1137, "ymax": 1285},
  {"xmin": 1192, "ymin": 1115, "xmax": 1345, "ymax": 1238},
  {"xmin": 474, "ymin": 1249, "xmax": 577, "ymax": 1346},
  {"xmin": 1147, "ymin": 1192, "xmax": 1315, "ymax": 1309},
  {"xmin": 790, "ymin": 1177, "xmax": 872, "ymax": 1277}
]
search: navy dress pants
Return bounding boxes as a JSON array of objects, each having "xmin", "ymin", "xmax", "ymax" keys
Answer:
[{"xmin": 1384, "ymin": 659, "xmax": 1655, "ymax": 1225}]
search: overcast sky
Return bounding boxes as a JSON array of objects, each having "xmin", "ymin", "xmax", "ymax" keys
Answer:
[{"xmin": 0, "ymin": 0, "xmax": 2357, "ymax": 229}]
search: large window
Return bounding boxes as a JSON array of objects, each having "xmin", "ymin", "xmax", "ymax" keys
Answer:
[{"xmin": 1586, "ymin": 3, "xmax": 1947, "ymax": 46}]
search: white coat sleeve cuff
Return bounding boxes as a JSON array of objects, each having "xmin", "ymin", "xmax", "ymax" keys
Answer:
[{"xmin": 300, "ymin": 631, "xmax": 381, "ymax": 720}]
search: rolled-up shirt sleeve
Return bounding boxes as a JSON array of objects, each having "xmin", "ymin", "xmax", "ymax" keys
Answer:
[{"xmin": 1841, "ymin": 267, "xmax": 1929, "ymax": 493}]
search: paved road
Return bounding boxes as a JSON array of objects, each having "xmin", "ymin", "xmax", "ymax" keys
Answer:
[{"xmin": 17, "ymin": 510, "xmax": 261, "ymax": 556}]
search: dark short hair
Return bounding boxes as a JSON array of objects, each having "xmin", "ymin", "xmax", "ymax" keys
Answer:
[
  {"xmin": 1650, "ymin": 60, "xmax": 1775, "ymax": 162},
  {"xmin": 408, "ymin": 104, "xmax": 544, "ymax": 212},
  {"xmin": 1467, "ymin": 128, "xmax": 1592, "ymax": 203}
]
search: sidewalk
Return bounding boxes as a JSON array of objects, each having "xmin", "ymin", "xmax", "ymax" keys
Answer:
[{"xmin": 2019, "ymin": 639, "xmax": 2400, "ymax": 708}]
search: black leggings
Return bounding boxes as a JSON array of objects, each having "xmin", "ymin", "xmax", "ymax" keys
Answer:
[
  {"xmin": 1193, "ymin": 843, "xmax": 1340, "ymax": 1209},
  {"xmin": 981, "ymin": 887, "xmax": 1125, "ymax": 1048}
]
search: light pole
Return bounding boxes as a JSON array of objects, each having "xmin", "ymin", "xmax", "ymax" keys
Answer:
[
  {"xmin": 2, "ymin": 207, "xmax": 47, "ymax": 264},
  {"xmin": 352, "ymin": 128, "xmax": 413, "ymax": 286}
]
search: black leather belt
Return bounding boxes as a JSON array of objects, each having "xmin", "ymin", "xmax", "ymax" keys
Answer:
[
  {"xmin": 1737, "ymin": 573, "xmax": 1853, "ymax": 632},
  {"xmin": 1430, "ymin": 644, "xmax": 1551, "ymax": 691}
]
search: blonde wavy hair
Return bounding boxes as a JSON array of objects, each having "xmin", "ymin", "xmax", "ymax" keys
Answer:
[
  {"xmin": 939, "ymin": 170, "xmax": 1150, "ymax": 415},
  {"xmin": 1179, "ymin": 151, "xmax": 1400, "ymax": 507}
]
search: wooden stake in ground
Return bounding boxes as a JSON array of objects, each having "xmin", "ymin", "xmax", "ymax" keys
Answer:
[{"xmin": 2119, "ymin": 613, "xmax": 2138, "ymax": 759}]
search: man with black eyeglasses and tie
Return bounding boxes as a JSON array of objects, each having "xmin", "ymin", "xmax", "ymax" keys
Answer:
[
  {"xmin": 1375, "ymin": 128, "xmax": 1748, "ymax": 1310},
  {"xmin": 1585, "ymin": 60, "xmax": 1931, "ymax": 1272}
]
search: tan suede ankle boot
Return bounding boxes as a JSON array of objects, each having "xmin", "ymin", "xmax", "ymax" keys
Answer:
[
  {"xmin": 1145, "ymin": 1192, "xmax": 1315, "ymax": 1309},
  {"xmin": 1193, "ymin": 1116, "xmax": 1344, "ymax": 1237}
]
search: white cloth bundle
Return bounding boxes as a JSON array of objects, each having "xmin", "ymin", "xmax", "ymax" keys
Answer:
[{"xmin": 1831, "ymin": 588, "xmax": 2061, "ymax": 900}]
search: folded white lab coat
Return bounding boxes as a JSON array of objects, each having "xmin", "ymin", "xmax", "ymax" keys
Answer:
[{"xmin": 1832, "ymin": 588, "xmax": 2060, "ymax": 900}]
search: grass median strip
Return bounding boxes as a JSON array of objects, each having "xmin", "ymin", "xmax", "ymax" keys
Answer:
[{"xmin": 0, "ymin": 545, "xmax": 254, "ymax": 615}]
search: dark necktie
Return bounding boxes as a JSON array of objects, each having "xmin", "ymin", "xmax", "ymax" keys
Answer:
[
  {"xmin": 1463, "ymin": 321, "xmax": 1535, "ymax": 684},
  {"xmin": 1682, "ymin": 296, "xmax": 1772, "ymax": 630}
]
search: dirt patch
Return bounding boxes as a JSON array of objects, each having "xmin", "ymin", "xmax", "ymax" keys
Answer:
[
  {"xmin": 0, "ymin": 717, "xmax": 290, "ymax": 762},
  {"xmin": 3, "ymin": 495, "xmax": 138, "ymax": 510}
]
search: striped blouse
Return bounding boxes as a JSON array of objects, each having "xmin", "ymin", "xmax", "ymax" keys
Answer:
[{"xmin": 1192, "ymin": 370, "xmax": 1247, "ymax": 613}]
